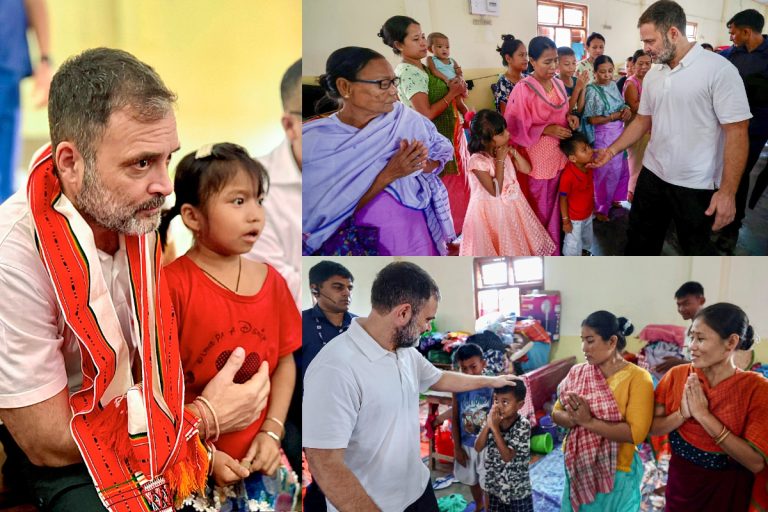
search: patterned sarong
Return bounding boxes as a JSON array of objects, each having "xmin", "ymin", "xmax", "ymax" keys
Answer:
[{"xmin": 26, "ymin": 144, "xmax": 207, "ymax": 511}]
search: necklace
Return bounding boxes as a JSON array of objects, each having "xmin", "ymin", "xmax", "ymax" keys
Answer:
[{"xmin": 200, "ymin": 257, "xmax": 242, "ymax": 292}]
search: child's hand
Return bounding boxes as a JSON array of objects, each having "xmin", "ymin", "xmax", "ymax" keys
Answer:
[
  {"xmin": 242, "ymin": 432, "xmax": 282, "ymax": 477},
  {"xmin": 487, "ymin": 403, "xmax": 502, "ymax": 430},
  {"xmin": 213, "ymin": 450, "xmax": 250, "ymax": 487},
  {"xmin": 576, "ymin": 69, "xmax": 590, "ymax": 87},
  {"xmin": 455, "ymin": 445, "xmax": 469, "ymax": 467},
  {"xmin": 563, "ymin": 219, "xmax": 573, "ymax": 233},
  {"xmin": 494, "ymin": 143, "xmax": 510, "ymax": 161}
]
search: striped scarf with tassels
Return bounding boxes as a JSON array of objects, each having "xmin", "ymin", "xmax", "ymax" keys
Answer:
[{"xmin": 26, "ymin": 144, "xmax": 207, "ymax": 511}]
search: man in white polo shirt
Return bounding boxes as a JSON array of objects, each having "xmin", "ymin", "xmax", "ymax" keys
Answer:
[
  {"xmin": 303, "ymin": 262, "xmax": 519, "ymax": 512},
  {"xmin": 592, "ymin": 0, "xmax": 751, "ymax": 255}
]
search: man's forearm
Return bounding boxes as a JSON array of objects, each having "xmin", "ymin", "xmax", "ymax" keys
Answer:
[
  {"xmin": 24, "ymin": 0, "xmax": 50, "ymax": 56},
  {"xmin": 306, "ymin": 449, "xmax": 380, "ymax": 511},
  {"xmin": 432, "ymin": 371, "xmax": 496, "ymax": 393},
  {"xmin": 720, "ymin": 121, "xmax": 749, "ymax": 195}
]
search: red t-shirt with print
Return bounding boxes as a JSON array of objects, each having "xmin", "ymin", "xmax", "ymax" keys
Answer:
[
  {"xmin": 165, "ymin": 255, "xmax": 301, "ymax": 460},
  {"xmin": 558, "ymin": 161, "xmax": 594, "ymax": 221}
]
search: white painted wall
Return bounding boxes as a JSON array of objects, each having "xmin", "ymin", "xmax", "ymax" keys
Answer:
[
  {"xmin": 303, "ymin": 0, "xmax": 768, "ymax": 76},
  {"xmin": 547, "ymin": 256, "xmax": 768, "ymax": 364},
  {"xmin": 301, "ymin": 256, "xmax": 477, "ymax": 332}
]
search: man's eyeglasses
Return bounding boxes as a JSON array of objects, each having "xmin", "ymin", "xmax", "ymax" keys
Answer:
[{"xmin": 348, "ymin": 77, "xmax": 401, "ymax": 90}]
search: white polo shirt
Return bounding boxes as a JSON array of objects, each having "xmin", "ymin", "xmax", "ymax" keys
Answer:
[
  {"xmin": 303, "ymin": 318, "xmax": 443, "ymax": 512},
  {"xmin": 639, "ymin": 42, "xmax": 752, "ymax": 189}
]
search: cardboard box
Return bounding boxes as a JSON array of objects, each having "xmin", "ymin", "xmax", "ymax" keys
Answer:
[{"xmin": 520, "ymin": 291, "xmax": 561, "ymax": 342}]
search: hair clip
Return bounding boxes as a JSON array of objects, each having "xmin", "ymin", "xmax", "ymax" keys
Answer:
[{"xmin": 195, "ymin": 144, "xmax": 215, "ymax": 159}]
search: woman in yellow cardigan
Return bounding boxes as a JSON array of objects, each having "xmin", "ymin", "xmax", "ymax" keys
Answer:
[{"xmin": 552, "ymin": 311, "xmax": 654, "ymax": 511}]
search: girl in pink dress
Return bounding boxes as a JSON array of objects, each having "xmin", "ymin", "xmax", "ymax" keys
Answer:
[
  {"xmin": 460, "ymin": 110, "xmax": 555, "ymax": 256},
  {"xmin": 505, "ymin": 36, "xmax": 580, "ymax": 255}
]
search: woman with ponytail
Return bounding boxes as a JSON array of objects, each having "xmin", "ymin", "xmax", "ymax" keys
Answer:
[
  {"xmin": 552, "ymin": 311, "xmax": 654, "ymax": 511},
  {"xmin": 492, "ymin": 34, "xmax": 528, "ymax": 114},
  {"xmin": 504, "ymin": 36, "xmax": 581, "ymax": 254},
  {"xmin": 650, "ymin": 303, "xmax": 768, "ymax": 512},
  {"xmin": 379, "ymin": 15, "xmax": 471, "ymax": 235}
]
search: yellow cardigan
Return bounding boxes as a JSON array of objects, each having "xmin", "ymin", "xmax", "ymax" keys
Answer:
[{"xmin": 555, "ymin": 362, "xmax": 654, "ymax": 471}]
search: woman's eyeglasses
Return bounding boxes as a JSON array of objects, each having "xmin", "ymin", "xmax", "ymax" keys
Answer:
[{"xmin": 348, "ymin": 77, "xmax": 401, "ymax": 90}]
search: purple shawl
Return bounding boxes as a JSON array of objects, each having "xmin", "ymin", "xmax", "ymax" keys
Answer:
[{"xmin": 302, "ymin": 102, "xmax": 455, "ymax": 254}]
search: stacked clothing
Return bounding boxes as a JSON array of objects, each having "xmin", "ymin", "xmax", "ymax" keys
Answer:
[{"xmin": 637, "ymin": 324, "xmax": 687, "ymax": 385}]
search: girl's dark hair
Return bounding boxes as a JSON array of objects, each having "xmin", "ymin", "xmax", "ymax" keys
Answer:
[
  {"xmin": 582, "ymin": 310, "xmax": 634, "ymax": 351},
  {"xmin": 694, "ymin": 303, "xmax": 756, "ymax": 351},
  {"xmin": 497, "ymin": 34, "xmax": 525, "ymax": 66},
  {"xmin": 557, "ymin": 46, "xmax": 575, "ymax": 58},
  {"xmin": 468, "ymin": 109, "xmax": 507, "ymax": 154},
  {"xmin": 159, "ymin": 143, "xmax": 269, "ymax": 246},
  {"xmin": 586, "ymin": 32, "xmax": 606, "ymax": 47},
  {"xmin": 632, "ymin": 49, "xmax": 649, "ymax": 61},
  {"xmin": 378, "ymin": 15, "xmax": 419, "ymax": 55},
  {"xmin": 593, "ymin": 55, "xmax": 614, "ymax": 71},
  {"xmin": 528, "ymin": 36, "xmax": 557, "ymax": 61},
  {"xmin": 317, "ymin": 46, "xmax": 386, "ymax": 103}
]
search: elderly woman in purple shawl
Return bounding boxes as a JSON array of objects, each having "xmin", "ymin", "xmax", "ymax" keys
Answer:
[{"xmin": 302, "ymin": 47, "xmax": 456, "ymax": 256}]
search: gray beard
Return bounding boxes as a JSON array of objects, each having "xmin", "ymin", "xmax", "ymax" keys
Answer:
[
  {"xmin": 654, "ymin": 35, "xmax": 677, "ymax": 65},
  {"xmin": 75, "ymin": 160, "xmax": 165, "ymax": 235},
  {"xmin": 393, "ymin": 318, "xmax": 422, "ymax": 349}
]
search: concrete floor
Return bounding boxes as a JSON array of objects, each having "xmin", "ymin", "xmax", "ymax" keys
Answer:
[{"xmin": 591, "ymin": 146, "xmax": 768, "ymax": 255}]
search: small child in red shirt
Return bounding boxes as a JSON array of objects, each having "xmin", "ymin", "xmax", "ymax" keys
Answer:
[
  {"xmin": 162, "ymin": 143, "xmax": 300, "ymax": 510},
  {"xmin": 559, "ymin": 132, "xmax": 595, "ymax": 256}
]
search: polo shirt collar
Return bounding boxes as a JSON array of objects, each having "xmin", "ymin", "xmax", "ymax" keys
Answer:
[
  {"xmin": 349, "ymin": 318, "xmax": 394, "ymax": 362},
  {"xmin": 311, "ymin": 303, "xmax": 325, "ymax": 320},
  {"xmin": 676, "ymin": 41, "xmax": 702, "ymax": 70},
  {"xmin": 760, "ymin": 35, "xmax": 768, "ymax": 52},
  {"xmin": 732, "ymin": 35, "xmax": 768, "ymax": 54},
  {"xmin": 311, "ymin": 302, "xmax": 353, "ymax": 327}
]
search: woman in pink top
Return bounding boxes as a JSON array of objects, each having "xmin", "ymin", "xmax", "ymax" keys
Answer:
[
  {"xmin": 622, "ymin": 49, "xmax": 652, "ymax": 202},
  {"xmin": 505, "ymin": 36, "xmax": 580, "ymax": 254}
]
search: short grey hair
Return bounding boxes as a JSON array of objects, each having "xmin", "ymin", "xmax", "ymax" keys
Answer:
[
  {"xmin": 638, "ymin": 0, "xmax": 687, "ymax": 35},
  {"xmin": 48, "ymin": 47, "xmax": 177, "ymax": 165}
]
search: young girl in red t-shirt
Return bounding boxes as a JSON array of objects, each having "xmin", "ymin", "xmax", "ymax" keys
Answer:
[{"xmin": 162, "ymin": 143, "xmax": 300, "ymax": 510}]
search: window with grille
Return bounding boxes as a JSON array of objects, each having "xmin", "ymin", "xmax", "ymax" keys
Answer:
[
  {"xmin": 537, "ymin": 1, "xmax": 588, "ymax": 61},
  {"xmin": 474, "ymin": 257, "xmax": 545, "ymax": 318}
]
